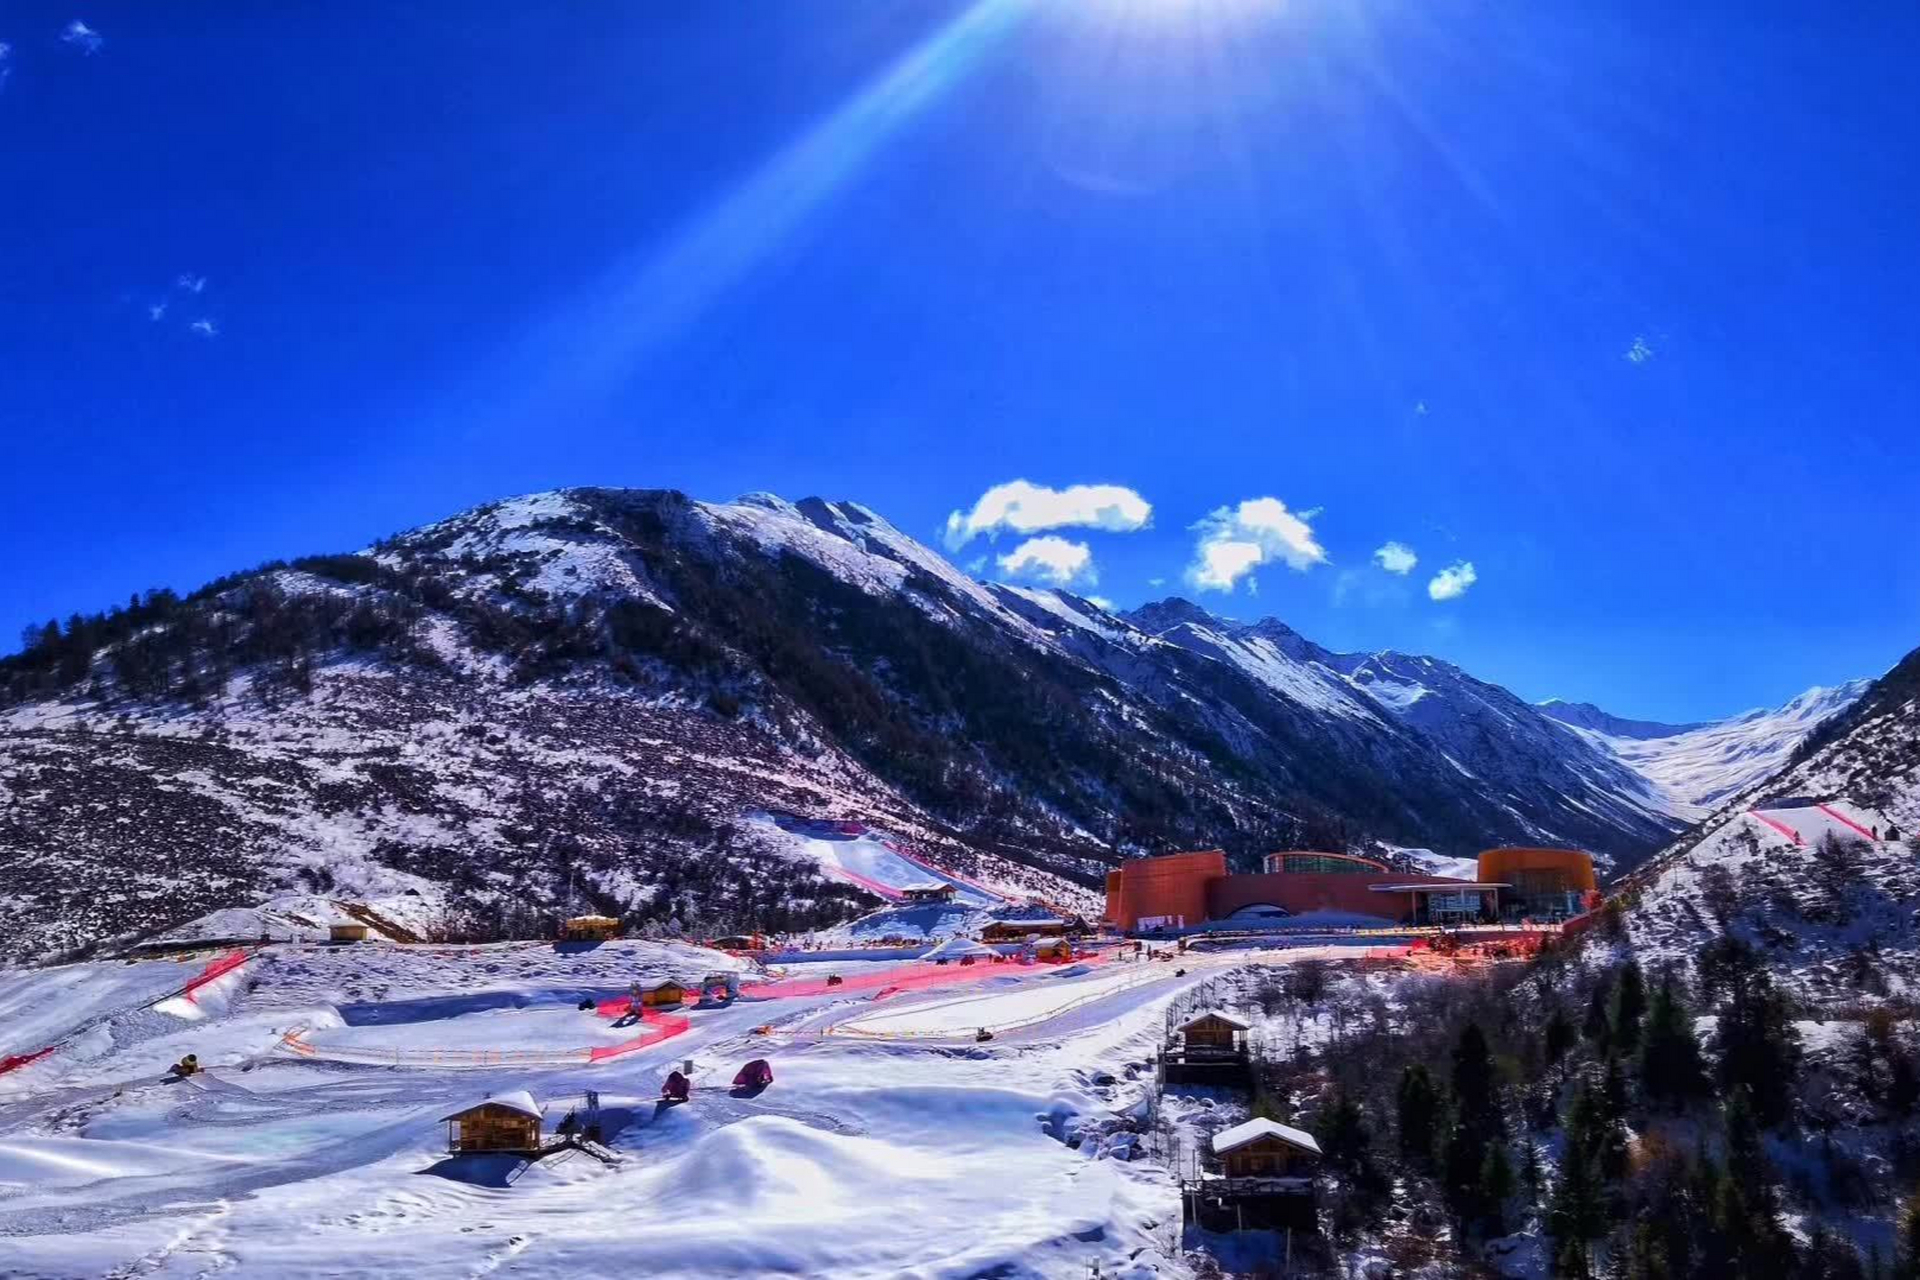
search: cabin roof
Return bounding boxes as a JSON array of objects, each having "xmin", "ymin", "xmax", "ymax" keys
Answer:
[
  {"xmin": 442, "ymin": 1090, "xmax": 542, "ymax": 1122},
  {"xmin": 643, "ymin": 978, "xmax": 686, "ymax": 991},
  {"xmin": 1179, "ymin": 1009, "xmax": 1250, "ymax": 1031},
  {"xmin": 902, "ymin": 882, "xmax": 955, "ymax": 893},
  {"xmin": 565, "ymin": 914, "xmax": 621, "ymax": 926},
  {"xmin": 1211, "ymin": 1117, "xmax": 1322, "ymax": 1157}
]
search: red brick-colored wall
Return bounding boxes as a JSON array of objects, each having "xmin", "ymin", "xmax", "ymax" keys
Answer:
[{"xmin": 1104, "ymin": 850, "xmax": 1227, "ymax": 930}]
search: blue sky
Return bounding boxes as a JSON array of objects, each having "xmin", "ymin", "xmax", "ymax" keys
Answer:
[{"xmin": 2, "ymin": 1, "xmax": 1916, "ymax": 722}]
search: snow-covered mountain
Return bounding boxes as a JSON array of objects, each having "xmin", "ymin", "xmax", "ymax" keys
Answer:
[
  {"xmin": 1541, "ymin": 681, "xmax": 1869, "ymax": 819},
  {"xmin": 0, "ymin": 486, "xmax": 1702, "ymax": 961},
  {"xmin": 1621, "ymin": 645, "xmax": 1920, "ymax": 1003}
]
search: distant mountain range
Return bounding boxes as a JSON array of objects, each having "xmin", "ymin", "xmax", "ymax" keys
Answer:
[
  {"xmin": 0, "ymin": 487, "xmax": 1880, "ymax": 962},
  {"xmin": 1540, "ymin": 681, "xmax": 1869, "ymax": 819}
]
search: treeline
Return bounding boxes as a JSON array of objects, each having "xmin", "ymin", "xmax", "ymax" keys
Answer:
[{"xmin": 1265, "ymin": 930, "xmax": 1920, "ymax": 1277}]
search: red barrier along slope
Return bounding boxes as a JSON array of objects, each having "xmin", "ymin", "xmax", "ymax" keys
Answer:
[
  {"xmin": 181, "ymin": 949, "xmax": 250, "ymax": 1003},
  {"xmin": 1817, "ymin": 804, "xmax": 1879, "ymax": 842},
  {"xmin": 588, "ymin": 1009, "xmax": 691, "ymax": 1063},
  {"xmin": 0, "ymin": 1046, "xmax": 56, "ymax": 1077},
  {"xmin": 1749, "ymin": 811, "xmax": 1804, "ymax": 845}
]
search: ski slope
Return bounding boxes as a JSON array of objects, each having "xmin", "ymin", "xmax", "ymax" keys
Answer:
[{"xmin": 754, "ymin": 812, "xmax": 1005, "ymax": 906}]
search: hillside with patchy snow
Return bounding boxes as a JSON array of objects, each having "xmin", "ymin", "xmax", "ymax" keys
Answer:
[
  {"xmin": 1622, "ymin": 645, "xmax": 1920, "ymax": 1002},
  {"xmin": 0, "ymin": 485, "xmax": 1718, "ymax": 961}
]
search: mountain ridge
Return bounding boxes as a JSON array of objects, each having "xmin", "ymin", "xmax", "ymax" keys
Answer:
[{"xmin": 0, "ymin": 485, "xmax": 1868, "ymax": 962}]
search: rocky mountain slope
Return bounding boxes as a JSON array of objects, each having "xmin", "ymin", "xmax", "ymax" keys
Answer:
[
  {"xmin": 0, "ymin": 486, "xmax": 1706, "ymax": 962},
  {"xmin": 1620, "ymin": 643, "xmax": 1920, "ymax": 1003}
]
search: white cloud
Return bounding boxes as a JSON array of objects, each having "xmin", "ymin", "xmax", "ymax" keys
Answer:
[
  {"xmin": 1428, "ymin": 561, "xmax": 1477, "ymax": 601},
  {"xmin": 1624, "ymin": 336, "xmax": 1653, "ymax": 364},
  {"xmin": 1086, "ymin": 595, "xmax": 1115, "ymax": 611},
  {"xmin": 1373, "ymin": 541, "xmax": 1418, "ymax": 575},
  {"xmin": 147, "ymin": 301, "xmax": 167, "ymax": 321},
  {"xmin": 1186, "ymin": 497, "xmax": 1327, "ymax": 593},
  {"xmin": 997, "ymin": 535, "xmax": 1095, "ymax": 587},
  {"xmin": 0, "ymin": 43, "xmax": 13, "ymax": 92},
  {"xmin": 945, "ymin": 480, "xmax": 1150, "ymax": 549},
  {"xmin": 61, "ymin": 20, "xmax": 102, "ymax": 54},
  {"xmin": 176, "ymin": 273, "xmax": 207, "ymax": 293},
  {"xmin": 1146, "ymin": 577, "xmax": 1166, "ymax": 588},
  {"xmin": 189, "ymin": 318, "xmax": 218, "ymax": 338}
]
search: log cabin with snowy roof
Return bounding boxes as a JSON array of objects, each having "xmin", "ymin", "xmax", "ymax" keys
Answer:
[{"xmin": 443, "ymin": 1092, "xmax": 543, "ymax": 1155}]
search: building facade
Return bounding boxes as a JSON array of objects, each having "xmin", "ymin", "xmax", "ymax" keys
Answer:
[{"xmin": 1103, "ymin": 846, "xmax": 1595, "ymax": 931}]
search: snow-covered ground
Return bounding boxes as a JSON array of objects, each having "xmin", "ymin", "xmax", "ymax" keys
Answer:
[
  {"xmin": 0, "ymin": 934, "xmax": 1337, "ymax": 1277},
  {"xmin": 752, "ymin": 812, "xmax": 1007, "ymax": 906}
]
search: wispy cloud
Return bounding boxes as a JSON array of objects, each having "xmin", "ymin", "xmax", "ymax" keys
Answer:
[
  {"xmin": 176, "ymin": 273, "xmax": 207, "ymax": 294},
  {"xmin": 0, "ymin": 43, "xmax": 14, "ymax": 92},
  {"xmin": 60, "ymin": 19, "xmax": 102, "ymax": 54},
  {"xmin": 945, "ymin": 480, "xmax": 1150, "ymax": 549},
  {"xmin": 1146, "ymin": 577, "xmax": 1166, "ymax": 588},
  {"xmin": 147, "ymin": 301, "xmax": 168, "ymax": 321},
  {"xmin": 1187, "ymin": 497, "xmax": 1327, "ymax": 594},
  {"xmin": 189, "ymin": 318, "xmax": 218, "ymax": 338},
  {"xmin": 1373, "ymin": 541, "xmax": 1418, "ymax": 575},
  {"xmin": 997, "ymin": 535, "xmax": 1095, "ymax": 587},
  {"xmin": 1085, "ymin": 595, "xmax": 1115, "ymax": 612},
  {"xmin": 1624, "ymin": 336, "xmax": 1653, "ymax": 364},
  {"xmin": 1428, "ymin": 561, "xmax": 1478, "ymax": 601}
]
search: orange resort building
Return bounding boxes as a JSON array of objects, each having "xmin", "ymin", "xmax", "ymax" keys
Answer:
[{"xmin": 1103, "ymin": 846, "xmax": 1596, "ymax": 932}]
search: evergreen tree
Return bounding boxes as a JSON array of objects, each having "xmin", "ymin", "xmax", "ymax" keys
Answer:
[
  {"xmin": 1549, "ymin": 1149, "xmax": 1607, "ymax": 1271},
  {"xmin": 1584, "ymin": 980, "xmax": 1614, "ymax": 1049},
  {"xmin": 1444, "ymin": 1022, "xmax": 1507, "ymax": 1235},
  {"xmin": 1715, "ymin": 966, "xmax": 1803, "ymax": 1129},
  {"xmin": 1640, "ymin": 976, "xmax": 1709, "ymax": 1111},
  {"xmin": 1612, "ymin": 960, "xmax": 1647, "ymax": 1055},
  {"xmin": 1546, "ymin": 1005, "xmax": 1577, "ymax": 1073},
  {"xmin": 1397, "ymin": 1062, "xmax": 1439, "ymax": 1166}
]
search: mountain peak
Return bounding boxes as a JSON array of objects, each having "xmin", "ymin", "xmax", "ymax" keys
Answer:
[{"xmin": 1121, "ymin": 597, "xmax": 1218, "ymax": 635}]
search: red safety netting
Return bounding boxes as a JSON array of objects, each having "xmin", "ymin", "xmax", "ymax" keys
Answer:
[
  {"xmin": 588, "ymin": 1009, "xmax": 691, "ymax": 1062},
  {"xmin": 1749, "ymin": 810, "xmax": 1804, "ymax": 844},
  {"xmin": 1816, "ymin": 804, "xmax": 1879, "ymax": 842},
  {"xmin": 0, "ymin": 1046, "xmax": 55, "ymax": 1077},
  {"xmin": 181, "ymin": 949, "xmax": 250, "ymax": 1003}
]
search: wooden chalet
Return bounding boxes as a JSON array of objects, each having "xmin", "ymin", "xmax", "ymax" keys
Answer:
[
  {"xmin": 328, "ymin": 922, "xmax": 370, "ymax": 943},
  {"xmin": 1183, "ymin": 1118, "xmax": 1321, "ymax": 1232},
  {"xmin": 443, "ymin": 1091, "xmax": 543, "ymax": 1155},
  {"xmin": 1160, "ymin": 1010, "xmax": 1252, "ymax": 1086},
  {"xmin": 561, "ymin": 915, "xmax": 622, "ymax": 942},
  {"xmin": 636, "ymin": 979, "xmax": 687, "ymax": 1008},
  {"xmin": 900, "ymin": 883, "xmax": 959, "ymax": 904},
  {"xmin": 1032, "ymin": 937, "xmax": 1074, "ymax": 962}
]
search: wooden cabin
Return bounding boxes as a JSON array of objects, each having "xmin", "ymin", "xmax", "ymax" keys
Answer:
[
  {"xmin": 1176, "ymin": 1010, "xmax": 1250, "ymax": 1055},
  {"xmin": 328, "ymin": 922, "xmax": 370, "ymax": 943},
  {"xmin": 1210, "ymin": 1118, "xmax": 1321, "ymax": 1179},
  {"xmin": 443, "ymin": 1092, "xmax": 543, "ymax": 1154},
  {"xmin": 1033, "ymin": 937, "xmax": 1074, "ymax": 962},
  {"xmin": 711, "ymin": 935, "xmax": 757, "ymax": 951},
  {"xmin": 637, "ymin": 979, "xmax": 686, "ymax": 1008},
  {"xmin": 561, "ymin": 915, "xmax": 622, "ymax": 942},
  {"xmin": 900, "ymin": 883, "xmax": 959, "ymax": 904}
]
